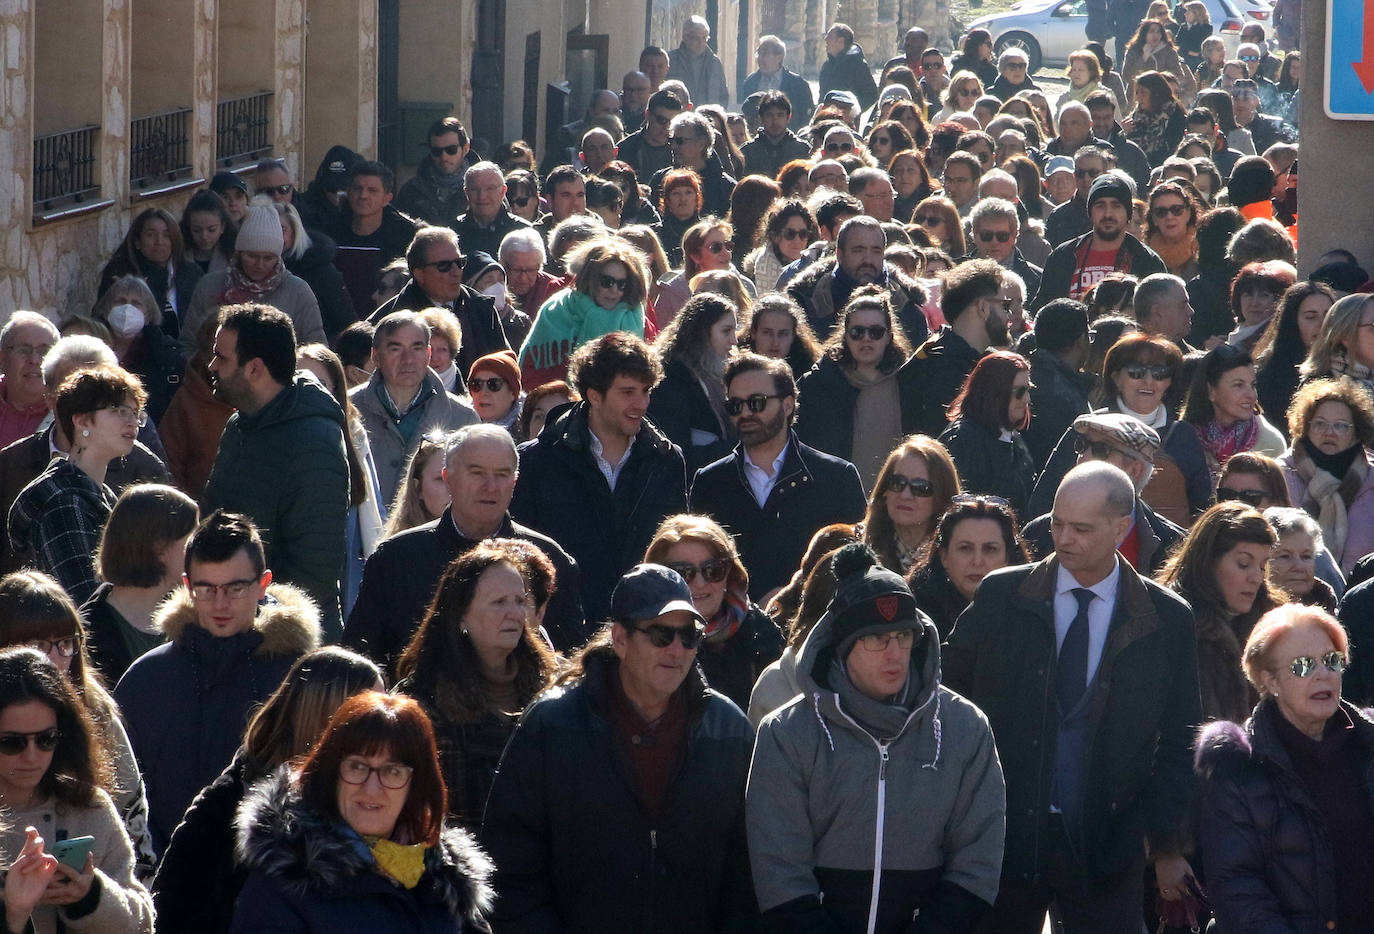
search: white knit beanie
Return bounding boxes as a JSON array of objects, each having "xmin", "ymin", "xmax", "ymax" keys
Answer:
[{"xmin": 235, "ymin": 205, "xmax": 284, "ymax": 255}]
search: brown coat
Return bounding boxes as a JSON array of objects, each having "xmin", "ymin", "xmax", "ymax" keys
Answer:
[{"xmin": 159, "ymin": 365, "xmax": 234, "ymax": 501}]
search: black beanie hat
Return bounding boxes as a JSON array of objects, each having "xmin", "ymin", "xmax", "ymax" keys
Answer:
[
  {"xmin": 826, "ymin": 543, "xmax": 920, "ymax": 658},
  {"xmin": 1227, "ymin": 156, "xmax": 1277, "ymax": 209},
  {"xmin": 1087, "ymin": 172, "xmax": 1134, "ymax": 219}
]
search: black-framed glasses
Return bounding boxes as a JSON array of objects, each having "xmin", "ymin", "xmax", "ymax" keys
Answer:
[
  {"xmin": 419, "ymin": 259, "xmax": 460, "ymax": 273},
  {"xmin": 1216, "ymin": 486, "xmax": 1267, "ymax": 507},
  {"xmin": 1073, "ymin": 434, "xmax": 1116, "ymax": 460},
  {"xmin": 858, "ymin": 630, "xmax": 916, "ymax": 652},
  {"xmin": 430, "ymin": 144, "xmax": 462, "ymax": 157},
  {"xmin": 626, "ymin": 620, "xmax": 705, "ymax": 649},
  {"xmin": 779, "ymin": 227, "xmax": 810, "ymax": 241},
  {"xmin": 1124, "ymin": 364, "xmax": 1171, "ymax": 381},
  {"xmin": 471, "ymin": 377, "xmax": 508, "ymax": 393},
  {"xmin": 977, "ymin": 229, "xmax": 1013, "ymax": 244},
  {"xmin": 724, "ymin": 393, "xmax": 781, "ymax": 415},
  {"xmin": 339, "ymin": 758, "xmax": 415, "ymax": 789},
  {"xmin": 847, "ymin": 324, "xmax": 889, "ymax": 341},
  {"xmin": 1012, "ymin": 384, "xmax": 1033, "ymax": 399},
  {"xmin": 28, "ymin": 636, "xmax": 78, "ymax": 658},
  {"xmin": 256, "ymin": 184, "xmax": 292, "ymax": 197},
  {"xmin": 1288, "ymin": 651, "xmax": 1347, "ymax": 678},
  {"xmin": 887, "ymin": 473, "xmax": 934, "ymax": 496},
  {"xmin": 103, "ymin": 404, "xmax": 149, "ymax": 427},
  {"xmin": 1151, "ymin": 203, "xmax": 1189, "ymax": 219},
  {"xmin": 666, "ymin": 558, "xmax": 730, "ymax": 584},
  {"xmin": 0, "ymin": 728, "xmax": 61, "ymax": 756},
  {"xmin": 705, "ymin": 241, "xmax": 733, "ymax": 254},
  {"xmin": 598, "ymin": 275, "xmax": 629, "ymax": 291},
  {"xmin": 190, "ymin": 578, "xmax": 260, "ymax": 601}
]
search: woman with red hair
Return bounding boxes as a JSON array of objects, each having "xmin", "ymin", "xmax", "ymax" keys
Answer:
[{"xmin": 938, "ymin": 351, "xmax": 1036, "ymax": 516}]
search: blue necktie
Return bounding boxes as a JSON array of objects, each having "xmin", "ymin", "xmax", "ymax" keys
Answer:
[{"xmin": 1057, "ymin": 588, "xmax": 1095, "ymax": 714}]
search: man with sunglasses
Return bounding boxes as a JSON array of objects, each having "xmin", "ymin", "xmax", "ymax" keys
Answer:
[
  {"xmin": 740, "ymin": 89, "xmax": 809, "ymax": 178},
  {"xmin": 394, "ymin": 117, "xmax": 473, "ymax": 230},
  {"xmin": 483, "ymin": 561, "xmax": 755, "ymax": 933},
  {"xmin": 740, "ymin": 36, "xmax": 814, "ymax": 134},
  {"xmin": 1228, "ymin": 79, "xmax": 1295, "ymax": 154},
  {"xmin": 253, "ymin": 157, "xmax": 300, "ymax": 207},
  {"xmin": 945, "ymin": 461, "xmax": 1201, "ymax": 933},
  {"xmin": 116, "ymin": 511, "xmax": 320, "ymax": 853},
  {"xmin": 965, "ymin": 197, "xmax": 1043, "ymax": 300},
  {"xmin": 917, "ymin": 48, "xmax": 949, "ymax": 116},
  {"xmin": 1044, "ymin": 145, "xmax": 1109, "ymax": 249},
  {"xmin": 615, "ymin": 87, "xmax": 685, "ymax": 183},
  {"xmin": 453, "ymin": 162, "xmax": 532, "ymax": 261},
  {"xmin": 690, "ymin": 354, "xmax": 866, "ymax": 600}
]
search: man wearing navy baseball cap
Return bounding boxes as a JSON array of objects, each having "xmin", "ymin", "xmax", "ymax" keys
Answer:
[{"xmin": 482, "ymin": 563, "xmax": 758, "ymax": 931}]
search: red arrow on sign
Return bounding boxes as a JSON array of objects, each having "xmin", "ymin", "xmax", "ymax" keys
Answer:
[{"xmin": 1356, "ymin": 0, "xmax": 1374, "ymax": 92}]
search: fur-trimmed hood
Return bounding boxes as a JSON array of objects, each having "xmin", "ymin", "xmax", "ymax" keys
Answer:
[
  {"xmin": 787, "ymin": 255, "xmax": 929, "ymax": 309},
  {"xmin": 1194, "ymin": 699, "xmax": 1374, "ymax": 783},
  {"xmin": 236, "ymin": 766, "xmax": 493, "ymax": 929},
  {"xmin": 154, "ymin": 581, "xmax": 321, "ymax": 657}
]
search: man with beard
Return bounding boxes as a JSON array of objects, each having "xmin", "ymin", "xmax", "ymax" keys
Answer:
[
  {"xmin": 899, "ymin": 258, "xmax": 1010, "ymax": 437},
  {"xmin": 689, "ymin": 354, "xmax": 867, "ymax": 600},
  {"xmin": 1031, "ymin": 172, "xmax": 1164, "ymax": 312}
]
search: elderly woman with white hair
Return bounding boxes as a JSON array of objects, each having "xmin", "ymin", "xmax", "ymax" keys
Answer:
[
  {"xmin": 89, "ymin": 276, "xmax": 187, "ymax": 422},
  {"xmin": 1264, "ymin": 506, "xmax": 1338, "ymax": 611},
  {"xmin": 272, "ymin": 201, "xmax": 357, "ymax": 342}
]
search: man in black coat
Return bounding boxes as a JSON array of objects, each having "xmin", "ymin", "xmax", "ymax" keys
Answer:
[
  {"xmin": 452, "ymin": 161, "xmax": 533, "ymax": 261},
  {"xmin": 1086, "ymin": 92, "xmax": 1153, "ymax": 193},
  {"xmin": 1022, "ymin": 299, "xmax": 1094, "ymax": 467},
  {"xmin": 944, "ymin": 461, "xmax": 1201, "ymax": 931},
  {"xmin": 740, "ymin": 90, "xmax": 810, "ymax": 178},
  {"xmin": 739, "ymin": 36, "xmax": 815, "ymax": 133},
  {"xmin": 509, "ymin": 332, "xmax": 688, "ymax": 625},
  {"xmin": 368, "ymin": 226, "xmax": 509, "ymax": 375},
  {"xmin": 326, "ymin": 161, "xmax": 421, "ymax": 265},
  {"xmin": 818, "ymin": 24, "xmax": 878, "ymax": 111},
  {"xmin": 690, "ymin": 355, "xmax": 867, "ymax": 601},
  {"xmin": 344, "ymin": 424, "xmax": 584, "ymax": 674}
]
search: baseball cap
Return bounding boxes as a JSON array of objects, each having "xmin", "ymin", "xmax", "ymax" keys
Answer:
[
  {"xmin": 610, "ymin": 564, "xmax": 705, "ymax": 624},
  {"xmin": 1045, "ymin": 155, "xmax": 1074, "ymax": 178}
]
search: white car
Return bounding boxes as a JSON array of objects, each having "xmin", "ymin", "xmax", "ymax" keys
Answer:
[{"xmin": 965, "ymin": 0, "xmax": 1268, "ymax": 73}]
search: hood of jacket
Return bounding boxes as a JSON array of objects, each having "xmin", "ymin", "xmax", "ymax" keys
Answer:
[
  {"xmin": 236, "ymin": 766, "xmax": 493, "ymax": 926},
  {"xmin": 239, "ymin": 374, "xmax": 347, "ymax": 436},
  {"xmin": 285, "ymin": 229, "xmax": 339, "ymax": 274},
  {"xmin": 154, "ymin": 581, "xmax": 321, "ymax": 656},
  {"xmin": 8, "ymin": 459, "xmax": 110, "ymax": 547}
]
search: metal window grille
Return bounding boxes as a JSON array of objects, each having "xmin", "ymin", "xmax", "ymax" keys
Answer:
[
  {"xmin": 216, "ymin": 92, "xmax": 274, "ymax": 167},
  {"xmin": 130, "ymin": 107, "xmax": 193, "ymax": 188},
  {"xmin": 32, "ymin": 125, "xmax": 101, "ymax": 210}
]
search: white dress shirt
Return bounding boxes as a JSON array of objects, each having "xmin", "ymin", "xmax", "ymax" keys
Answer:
[{"xmin": 1053, "ymin": 560, "xmax": 1121, "ymax": 688}]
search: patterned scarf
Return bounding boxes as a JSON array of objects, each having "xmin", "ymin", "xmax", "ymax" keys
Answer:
[
  {"xmin": 704, "ymin": 575, "xmax": 749, "ymax": 643},
  {"xmin": 1200, "ymin": 416, "xmax": 1260, "ymax": 468},
  {"xmin": 1330, "ymin": 350, "xmax": 1374, "ymax": 395},
  {"xmin": 221, "ymin": 256, "xmax": 286, "ymax": 303}
]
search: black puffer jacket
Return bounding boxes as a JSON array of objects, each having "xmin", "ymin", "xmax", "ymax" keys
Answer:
[
  {"xmin": 119, "ymin": 323, "xmax": 188, "ymax": 422},
  {"xmin": 1194, "ymin": 700, "xmax": 1374, "ymax": 934},
  {"xmin": 285, "ymin": 231, "xmax": 357, "ymax": 340},
  {"xmin": 696, "ymin": 604, "xmax": 785, "ymax": 710},
  {"xmin": 897, "ymin": 327, "xmax": 987, "ymax": 438}
]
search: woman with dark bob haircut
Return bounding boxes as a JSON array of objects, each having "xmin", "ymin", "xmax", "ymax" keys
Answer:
[
  {"xmin": 862, "ymin": 435, "xmax": 962, "ymax": 575},
  {"xmin": 653, "ymin": 169, "xmax": 704, "ymax": 268},
  {"xmin": 1182, "ymin": 343, "xmax": 1287, "ymax": 483},
  {"xmin": 8, "ymin": 366, "xmax": 148, "ymax": 605},
  {"xmin": 0, "ymin": 646, "xmax": 154, "ymax": 933},
  {"xmin": 740, "ymin": 292, "xmax": 822, "ymax": 383},
  {"xmin": 938, "ymin": 352, "xmax": 1036, "ymax": 517},
  {"xmin": 395, "ymin": 541, "xmax": 558, "ymax": 827},
  {"xmin": 231, "ymin": 691, "xmax": 493, "ymax": 932}
]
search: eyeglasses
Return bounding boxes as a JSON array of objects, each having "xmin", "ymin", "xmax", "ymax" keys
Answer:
[
  {"xmin": 1151, "ymin": 203, "xmax": 1189, "ymax": 219},
  {"xmin": 2, "ymin": 344, "xmax": 52, "ymax": 359},
  {"xmin": 1012, "ymin": 384, "xmax": 1033, "ymax": 399},
  {"xmin": 28, "ymin": 636, "xmax": 78, "ymax": 658},
  {"xmin": 779, "ymin": 227, "xmax": 810, "ymax": 241},
  {"xmin": 1075, "ymin": 168, "xmax": 1103, "ymax": 180},
  {"xmin": 665, "ymin": 558, "xmax": 730, "ymax": 584},
  {"xmin": 104, "ymin": 404, "xmax": 148, "ymax": 427},
  {"xmin": 1073, "ymin": 434, "xmax": 1118, "ymax": 460},
  {"xmin": 958, "ymin": 89, "xmax": 979, "ymax": 97},
  {"xmin": 471, "ymin": 377, "xmax": 508, "ymax": 393},
  {"xmin": 430, "ymin": 144, "xmax": 462, "ymax": 157},
  {"xmin": 705, "ymin": 241, "xmax": 733, "ymax": 254},
  {"xmin": 724, "ymin": 393, "xmax": 781, "ymax": 415},
  {"xmin": 1287, "ymin": 651, "xmax": 1348, "ymax": 677},
  {"xmin": 339, "ymin": 758, "xmax": 415, "ymax": 789},
  {"xmin": 598, "ymin": 274, "xmax": 629, "ymax": 291},
  {"xmin": 857, "ymin": 630, "xmax": 916, "ymax": 652},
  {"xmin": 977, "ymin": 229, "xmax": 1013, "ymax": 244},
  {"xmin": 190, "ymin": 578, "xmax": 261, "ymax": 601},
  {"xmin": 419, "ymin": 259, "xmax": 460, "ymax": 273},
  {"xmin": 1216, "ymin": 486, "xmax": 1267, "ymax": 507},
  {"xmin": 625, "ymin": 620, "xmax": 705, "ymax": 649},
  {"xmin": 887, "ymin": 473, "xmax": 934, "ymax": 496},
  {"xmin": 825, "ymin": 142, "xmax": 855, "ymax": 154},
  {"xmin": 1124, "ymin": 364, "xmax": 1171, "ymax": 381},
  {"xmin": 921, "ymin": 61, "xmax": 943, "ymax": 70},
  {"xmin": 256, "ymin": 184, "xmax": 293, "ymax": 197},
  {"xmin": 847, "ymin": 324, "xmax": 889, "ymax": 341},
  {"xmin": 915, "ymin": 214, "xmax": 944, "ymax": 227},
  {"xmin": 1310, "ymin": 418, "xmax": 1354, "ymax": 437},
  {"xmin": 0, "ymin": 728, "xmax": 61, "ymax": 756}
]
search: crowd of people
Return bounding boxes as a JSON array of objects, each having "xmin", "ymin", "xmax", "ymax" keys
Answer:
[{"xmin": 0, "ymin": 7, "xmax": 1367, "ymax": 934}]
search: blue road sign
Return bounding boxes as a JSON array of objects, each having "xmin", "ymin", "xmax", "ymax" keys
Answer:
[{"xmin": 1327, "ymin": 0, "xmax": 1374, "ymax": 119}]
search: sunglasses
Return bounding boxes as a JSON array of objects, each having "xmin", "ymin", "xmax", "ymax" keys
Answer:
[
  {"xmin": 512, "ymin": 196, "xmax": 532, "ymax": 208},
  {"xmin": 847, "ymin": 324, "xmax": 889, "ymax": 341},
  {"xmin": 0, "ymin": 728, "xmax": 61, "ymax": 756},
  {"xmin": 871, "ymin": 136, "xmax": 891, "ymax": 146},
  {"xmin": 420, "ymin": 259, "xmax": 460, "ymax": 273},
  {"xmin": 1240, "ymin": 54, "xmax": 1259, "ymax": 62},
  {"xmin": 627, "ymin": 620, "xmax": 706, "ymax": 649},
  {"xmin": 724, "ymin": 393, "xmax": 781, "ymax": 415},
  {"xmin": 599, "ymin": 275, "xmax": 629, "ymax": 291},
  {"xmin": 977, "ymin": 229, "xmax": 1013, "ymax": 243},
  {"xmin": 779, "ymin": 227, "xmax": 810, "ymax": 241},
  {"xmin": 951, "ymin": 493, "xmax": 1011, "ymax": 508},
  {"xmin": 666, "ymin": 558, "xmax": 730, "ymax": 585},
  {"xmin": 915, "ymin": 214, "xmax": 944, "ymax": 227},
  {"xmin": 471, "ymin": 377, "xmax": 507, "ymax": 393},
  {"xmin": 1288, "ymin": 651, "xmax": 1347, "ymax": 678},
  {"xmin": 1151, "ymin": 203, "xmax": 1189, "ymax": 219},
  {"xmin": 430, "ymin": 144, "xmax": 462, "ymax": 157},
  {"xmin": 921, "ymin": 61, "xmax": 943, "ymax": 70},
  {"xmin": 1013, "ymin": 384, "xmax": 1033, "ymax": 399},
  {"xmin": 256, "ymin": 183, "xmax": 292, "ymax": 196},
  {"xmin": 705, "ymin": 241, "xmax": 733, "ymax": 254},
  {"xmin": 1073, "ymin": 434, "xmax": 1118, "ymax": 460},
  {"xmin": 1124, "ymin": 364, "xmax": 1171, "ymax": 380},
  {"xmin": 1076, "ymin": 168, "xmax": 1103, "ymax": 180},
  {"xmin": 1216, "ymin": 486, "xmax": 1267, "ymax": 507},
  {"xmin": 887, "ymin": 473, "xmax": 934, "ymax": 496},
  {"xmin": 825, "ymin": 142, "xmax": 855, "ymax": 153}
]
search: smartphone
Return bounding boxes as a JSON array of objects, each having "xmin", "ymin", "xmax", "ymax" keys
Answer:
[{"xmin": 49, "ymin": 836, "xmax": 94, "ymax": 873}]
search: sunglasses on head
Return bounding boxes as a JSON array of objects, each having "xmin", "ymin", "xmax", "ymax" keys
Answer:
[
  {"xmin": 1151, "ymin": 203, "xmax": 1189, "ymax": 219},
  {"xmin": 471, "ymin": 377, "xmax": 507, "ymax": 393},
  {"xmin": 256, "ymin": 183, "xmax": 292, "ymax": 196},
  {"xmin": 599, "ymin": 274, "xmax": 629, "ymax": 291},
  {"xmin": 626, "ymin": 620, "xmax": 706, "ymax": 649},
  {"xmin": 0, "ymin": 728, "xmax": 61, "ymax": 756},
  {"xmin": 978, "ymin": 229, "xmax": 1013, "ymax": 243},
  {"xmin": 1288, "ymin": 651, "xmax": 1347, "ymax": 678},
  {"xmin": 421, "ymin": 259, "xmax": 459, "ymax": 273},
  {"xmin": 705, "ymin": 241, "xmax": 733, "ymax": 254},
  {"xmin": 951, "ymin": 493, "xmax": 1011, "ymax": 508},
  {"xmin": 431, "ymin": 144, "xmax": 462, "ymax": 157},
  {"xmin": 666, "ymin": 558, "xmax": 731, "ymax": 584},
  {"xmin": 1124, "ymin": 363, "xmax": 1171, "ymax": 380},
  {"xmin": 847, "ymin": 324, "xmax": 889, "ymax": 341},
  {"xmin": 1216, "ymin": 486, "xmax": 1267, "ymax": 507},
  {"xmin": 724, "ymin": 393, "xmax": 781, "ymax": 415},
  {"xmin": 887, "ymin": 473, "xmax": 934, "ymax": 496}
]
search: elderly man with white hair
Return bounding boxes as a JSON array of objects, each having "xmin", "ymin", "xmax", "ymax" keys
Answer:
[
  {"xmin": 740, "ymin": 34, "xmax": 814, "ymax": 130},
  {"xmin": 965, "ymin": 196, "xmax": 1044, "ymax": 298},
  {"xmin": 455, "ymin": 161, "xmax": 533, "ymax": 260},
  {"xmin": 667, "ymin": 14, "xmax": 729, "ymax": 107},
  {"xmin": 499, "ymin": 227, "xmax": 560, "ymax": 320}
]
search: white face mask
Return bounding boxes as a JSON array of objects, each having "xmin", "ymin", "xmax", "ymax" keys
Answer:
[
  {"xmin": 482, "ymin": 281, "xmax": 508, "ymax": 310},
  {"xmin": 108, "ymin": 303, "xmax": 146, "ymax": 338}
]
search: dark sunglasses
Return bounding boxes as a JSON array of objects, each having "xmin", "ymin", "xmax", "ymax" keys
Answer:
[
  {"xmin": 666, "ymin": 558, "xmax": 731, "ymax": 585},
  {"xmin": 471, "ymin": 377, "xmax": 507, "ymax": 393},
  {"xmin": 626, "ymin": 620, "xmax": 705, "ymax": 649},
  {"xmin": 1216, "ymin": 486, "xmax": 1267, "ymax": 507},
  {"xmin": 599, "ymin": 275, "xmax": 629, "ymax": 291},
  {"xmin": 825, "ymin": 142, "xmax": 855, "ymax": 153},
  {"xmin": 1076, "ymin": 168, "xmax": 1103, "ymax": 180},
  {"xmin": 779, "ymin": 227, "xmax": 810, "ymax": 241},
  {"xmin": 887, "ymin": 473, "xmax": 934, "ymax": 496},
  {"xmin": 431, "ymin": 144, "xmax": 462, "ymax": 157},
  {"xmin": 705, "ymin": 241, "xmax": 733, "ymax": 254},
  {"xmin": 0, "ymin": 728, "xmax": 61, "ymax": 756},
  {"xmin": 847, "ymin": 324, "xmax": 889, "ymax": 341},
  {"xmin": 1239, "ymin": 54, "xmax": 1259, "ymax": 62},
  {"xmin": 420, "ymin": 259, "xmax": 459, "ymax": 273},
  {"xmin": 921, "ymin": 61, "xmax": 943, "ymax": 70},
  {"xmin": 1013, "ymin": 384, "xmax": 1033, "ymax": 399},
  {"xmin": 978, "ymin": 229, "xmax": 1013, "ymax": 243},
  {"xmin": 871, "ymin": 136, "xmax": 891, "ymax": 146},
  {"xmin": 1289, "ymin": 651, "xmax": 1347, "ymax": 678},
  {"xmin": 1151, "ymin": 203, "xmax": 1189, "ymax": 219},
  {"xmin": 724, "ymin": 393, "xmax": 781, "ymax": 415},
  {"xmin": 512, "ymin": 195, "xmax": 532, "ymax": 207},
  {"xmin": 1124, "ymin": 364, "xmax": 1172, "ymax": 380},
  {"xmin": 1073, "ymin": 434, "xmax": 1117, "ymax": 460},
  {"xmin": 915, "ymin": 214, "xmax": 944, "ymax": 227},
  {"xmin": 256, "ymin": 183, "xmax": 292, "ymax": 196}
]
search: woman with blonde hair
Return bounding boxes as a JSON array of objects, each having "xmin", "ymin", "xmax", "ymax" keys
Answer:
[
  {"xmin": 381, "ymin": 433, "xmax": 449, "ymax": 540},
  {"xmin": 935, "ymin": 71, "xmax": 986, "ymax": 122},
  {"xmin": 416, "ymin": 307, "xmax": 463, "ymax": 392},
  {"xmin": 1057, "ymin": 49, "xmax": 1120, "ymax": 113},
  {"xmin": 1301, "ymin": 292, "xmax": 1374, "ymax": 395},
  {"xmin": 1176, "ymin": 0, "xmax": 1213, "ymax": 71},
  {"xmin": 861, "ymin": 436, "xmax": 961, "ymax": 574}
]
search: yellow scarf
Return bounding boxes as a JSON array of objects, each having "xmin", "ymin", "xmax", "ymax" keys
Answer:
[{"xmin": 366, "ymin": 835, "xmax": 427, "ymax": 890}]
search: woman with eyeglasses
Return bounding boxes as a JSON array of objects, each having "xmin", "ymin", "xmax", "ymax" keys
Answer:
[
  {"xmin": 938, "ymin": 352, "xmax": 1037, "ymax": 517},
  {"xmin": 888, "ymin": 150, "xmax": 939, "ymax": 224},
  {"xmin": 1181, "ymin": 343, "xmax": 1286, "ymax": 486},
  {"xmin": 861, "ymin": 436, "xmax": 962, "ymax": 575},
  {"xmin": 1264, "ymin": 507, "xmax": 1339, "ymax": 612},
  {"xmin": 905, "ymin": 495, "xmax": 1030, "ymax": 638},
  {"xmin": 795, "ymin": 287, "xmax": 917, "ymax": 490},
  {"xmin": 9, "ymin": 368, "xmax": 146, "ymax": 606},
  {"xmin": 1194, "ymin": 606, "xmax": 1374, "ymax": 934},
  {"xmin": 1143, "ymin": 181, "xmax": 1201, "ymax": 280},
  {"xmin": 466, "ymin": 350, "xmax": 525, "ymax": 436},
  {"xmin": 98, "ymin": 207, "xmax": 203, "ymax": 341},
  {"xmin": 231, "ymin": 691, "xmax": 493, "ymax": 933},
  {"xmin": 743, "ymin": 199, "xmax": 817, "ymax": 292},
  {"xmin": 644, "ymin": 515, "xmax": 784, "ymax": 710},
  {"xmin": 910, "ymin": 195, "xmax": 966, "ymax": 257},
  {"xmin": 646, "ymin": 293, "xmax": 739, "ymax": 474},
  {"xmin": 393, "ymin": 542, "xmax": 557, "ymax": 829},
  {"xmin": 0, "ymin": 646, "xmax": 155, "ymax": 933},
  {"xmin": 934, "ymin": 70, "xmax": 985, "ymax": 122},
  {"xmin": 650, "ymin": 111, "xmax": 737, "ymax": 219}
]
